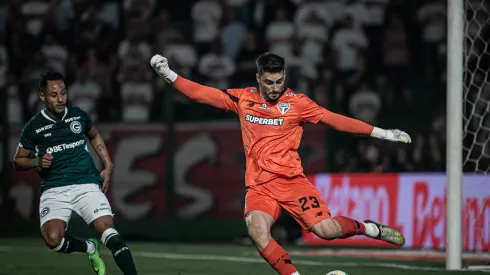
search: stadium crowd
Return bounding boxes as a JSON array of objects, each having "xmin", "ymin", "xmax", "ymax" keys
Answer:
[{"xmin": 1, "ymin": 0, "xmax": 488, "ymax": 173}]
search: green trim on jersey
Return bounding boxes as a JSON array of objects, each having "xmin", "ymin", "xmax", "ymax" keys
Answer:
[{"xmin": 19, "ymin": 106, "xmax": 103, "ymax": 192}]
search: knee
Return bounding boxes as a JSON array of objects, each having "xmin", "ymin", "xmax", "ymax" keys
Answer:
[
  {"xmin": 92, "ymin": 216, "xmax": 114, "ymax": 237},
  {"xmin": 311, "ymin": 218, "xmax": 341, "ymax": 240},
  {"xmin": 247, "ymin": 223, "xmax": 271, "ymax": 248},
  {"xmin": 44, "ymin": 230, "xmax": 64, "ymax": 249}
]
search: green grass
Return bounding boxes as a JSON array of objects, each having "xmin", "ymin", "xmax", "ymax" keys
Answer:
[{"xmin": 0, "ymin": 238, "xmax": 486, "ymax": 275}]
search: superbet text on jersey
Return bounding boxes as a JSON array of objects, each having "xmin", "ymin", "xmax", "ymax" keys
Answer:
[{"xmin": 219, "ymin": 87, "xmax": 327, "ymax": 187}]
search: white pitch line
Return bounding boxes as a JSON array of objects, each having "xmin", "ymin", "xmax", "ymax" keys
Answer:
[{"xmin": 0, "ymin": 246, "xmax": 489, "ymax": 273}]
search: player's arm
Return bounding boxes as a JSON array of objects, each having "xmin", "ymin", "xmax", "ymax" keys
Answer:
[
  {"xmin": 299, "ymin": 94, "xmax": 411, "ymax": 143},
  {"xmin": 13, "ymin": 123, "xmax": 51, "ymax": 170},
  {"xmin": 13, "ymin": 146, "xmax": 36, "ymax": 170},
  {"xmin": 86, "ymin": 126, "xmax": 113, "ymax": 170},
  {"xmin": 150, "ymin": 54, "xmax": 239, "ymax": 112}
]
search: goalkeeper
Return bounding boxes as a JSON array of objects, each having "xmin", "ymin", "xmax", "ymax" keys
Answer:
[{"xmin": 151, "ymin": 53, "xmax": 411, "ymax": 275}]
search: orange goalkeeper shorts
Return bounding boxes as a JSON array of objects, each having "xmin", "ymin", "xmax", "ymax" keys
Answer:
[{"xmin": 244, "ymin": 175, "xmax": 331, "ymax": 230}]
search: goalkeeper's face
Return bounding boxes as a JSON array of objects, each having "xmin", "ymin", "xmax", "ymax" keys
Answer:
[
  {"xmin": 40, "ymin": 80, "xmax": 67, "ymax": 115},
  {"xmin": 256, "ymin": 71, "xmax": 285, "ymax": 102}
]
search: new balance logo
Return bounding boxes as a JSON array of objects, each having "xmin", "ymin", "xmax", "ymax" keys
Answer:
[
  {"xmin": 245, "ymin": 114, "xmax": 284, "ymax": 126},
  {"xmin": 259, "ymin": 104, "xmax": 270, "ymax": 110}
]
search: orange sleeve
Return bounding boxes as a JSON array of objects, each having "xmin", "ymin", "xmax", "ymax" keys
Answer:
[
  {"xmin": 297, "ymin": 94, "xmax": 329, "ymax": 124},
  {"xmin": 172, "ymin": 76, "xmax": 240, "ymax": 112},
  {"xmin": 298, "ymin": 94, "xmax": 373, "ymax": 135},
  {"xmin": 319, "ymin": 110, "xmax": 374, "ymax": 135}
]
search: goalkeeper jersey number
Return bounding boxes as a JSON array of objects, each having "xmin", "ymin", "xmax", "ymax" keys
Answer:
[{"xmin": 19, "ymin": 106, "xmax": 103, "ymax": 192}]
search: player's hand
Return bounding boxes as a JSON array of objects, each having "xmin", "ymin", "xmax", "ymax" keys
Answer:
[
  {"xmin": 150, "ymin": 54, "xmax": 178, "ymax": 83},
  {"xmin": 39, "ymin": 153, "xmax": 53, "ymax": 169},
  {"xmin": 101, "ymin": 168, "xmax": 112, "ymax": 193},
  {"xmin": 371, "ymin": 127, "xmax": 412, "ymax": 143}
]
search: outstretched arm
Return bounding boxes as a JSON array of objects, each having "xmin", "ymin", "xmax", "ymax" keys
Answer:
[
  {"xmin": 172, "ymin": 76, "xmax": 228, "ymax": 109},
  {"xmin": 319, "ymin": 111, "xmax": 411, "ymax": 143},
  {"xmin": 150, "ymin": 54, "xmax": 237, "ymax": 111},
  {"xmin": 299, "ymin": 94, "xmax": 411, "ymax": 143},
  {"xmin": 319, "ymin": 110, "xmax": 373, "ymax": 135}
]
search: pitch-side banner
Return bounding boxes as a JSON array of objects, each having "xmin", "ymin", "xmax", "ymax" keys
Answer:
[
  {"xmin": 304, "ymin": 173, "xmax": 490, "ymax": 252},
  {"xmin": 0, "ymin": 123, "xmax": 326, "ymax": 221}
]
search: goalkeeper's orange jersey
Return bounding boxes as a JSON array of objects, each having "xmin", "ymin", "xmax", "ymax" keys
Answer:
[{"xmin": 172, "ymin": 76, "xmax": 373, "ymax": 186}]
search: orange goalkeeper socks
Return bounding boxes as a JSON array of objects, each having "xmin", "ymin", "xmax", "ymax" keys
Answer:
[
  {"xmin": 333, "ymin": 216, "xmax": 366, "ymax": 238},
  {"xmin": 259, "ymin": 239, "xmax": 298, "ymax": 275}
]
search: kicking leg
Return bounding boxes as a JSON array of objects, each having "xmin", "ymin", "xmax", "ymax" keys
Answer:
[
  {"xmin": 310, "ymin": 217, "xmax": 405, "ymax": 246},
  {"xmin": 92, "ymin": 216, "xmax": 138, "ymax": 275}
]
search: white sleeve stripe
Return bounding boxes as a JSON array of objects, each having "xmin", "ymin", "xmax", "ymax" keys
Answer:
[{"xmin": 19, "ymin": 143, "xmax": 24, "ymax": 148}]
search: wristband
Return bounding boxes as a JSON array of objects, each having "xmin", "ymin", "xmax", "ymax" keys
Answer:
[{"xmin": 33, "ymin": 157, "xmax": 39, "ymax": 167}]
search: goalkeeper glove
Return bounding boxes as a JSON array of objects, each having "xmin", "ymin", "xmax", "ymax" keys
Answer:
[
  {"xmin": 371, "ymin": 127, "xmax": 412, "ymax": 143},
  {"xmin": 150, "ymin": 54, "xmax": 178, "ymax": 83}
]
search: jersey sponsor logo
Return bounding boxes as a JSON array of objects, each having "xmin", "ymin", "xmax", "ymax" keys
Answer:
[
  {"xmin": 250, "ymin": 88, "xmax": 257, "ymax": 93},
  {"xmin": 70, "ymin": 121, "xmax": 82, "ymax": 134},
  {"xmin": 285, "ymin": 92, "xmax": 297, "ymax": 97},
  {"xmin": 44, "ymin": 133, "xmax": 52, "ymax": 137},
  {"xmin": 277, "ymin": 102, "xmax": 290, "ymax": 115},
  {"xmin": 245, "ymin": 114, "xmax": 284, "ymax": 126},
  {"xmin": 35, "ymin": 124, "xmax": 53, "ymax": 134},
  {"xmin": 259, "ymin": 103, "xmax": 270, "ymax": 110},
  {"xmin": 64, "ymin": 116, "xmax": 81, "ymax": 123},
  {"xmin": 46, "ymin": 139, "xmax": 85, "ymax": 154}
]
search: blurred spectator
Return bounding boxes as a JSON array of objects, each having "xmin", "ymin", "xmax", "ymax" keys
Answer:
[
  {"xmin": 297, "ymin": 12, "xmax": 326, "ymax": 66},
  {"xmin": 331, "ymin": 15, "xmax": 368, "ymax": 85},
  {"xmin": 383, "ymin": 15, "xmax": 410, "ymax": 87},
  {"xmin": 121, "ymin": 70, "xmax": 153, "ymax": 122},
  {"xmin": 224, "ymin": 0, "xmax": 251, "ymax": 26},
  {"xmin": 68, "ymin": 69, "xmax": 101, "ymax": 121},
  {"xmin": 41, "ymin": 33, "xmax": 68, "ymax": 75},
  {"xmin": 344, "ymin": 0, "xmax": 370, "ymax": 27},
  {"xmin": 235, "ymin": 33, "xmax": 260, "ymax": 86},
  {"xmin": 75, "ymin": 5, "xmax": 115, "ymax": 54},
  {"xmin": 198, "ymin": 39, "xmax": 235, "ymax": 90},
  {"xmin": 266, "ymin": 8, "xmax": 294, "ymax": 58},
  {"xmin": 7, "ymin": 74, "xmax": 22, "ymax": 125},
  {"xmin": 192, "ymin": 0, "xmax": 223, "ymax": 53},
  {"xmin": 294, "ymin": 0, "xmax": 333, "ymax": 28},
  {"xmin": 80, "ymin": 48, "xmax": 113, "ymax": 94},
  {"xmin": 164, "ymin": 34, "xmax": 198, "ymax": 79},
  {"xmin": 153, "ymin": 9, "xmax": 181, "ymax": 48},
  {"xmin": 417, "ymin": 0, "xmax": 445, "ymax": 80},
  {"xmin": 348, "ymin": 82, "xmax": 381, "ymax": 125},
  {"xmin": 221, "ymin": 8, "xmax": 247, "ymax": 59}
]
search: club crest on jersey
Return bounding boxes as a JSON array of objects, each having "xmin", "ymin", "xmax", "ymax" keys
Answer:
[
  {"xmin": 70, "ymin": 121, "xmax": 82, "ymax": 134},
  {"xmin": 277, "ymin": 102, "xmax": 290, "ymax": 115}
]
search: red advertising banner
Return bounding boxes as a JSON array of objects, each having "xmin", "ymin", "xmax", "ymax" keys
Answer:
[
  {"xmin": 0, "ymin": 123, "xmax": 326, "ymax": 221},
  {"xmin": 304, "ymin": 173, "xmax": 490, "ymax": 252}
]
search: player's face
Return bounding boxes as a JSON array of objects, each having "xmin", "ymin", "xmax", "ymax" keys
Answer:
[
  {"xmin": 256, "ymin": 71, "xmax": 285, "ymax": 102},
  {"xmin": 39, "ymin": 80, "xmax": 67, "ymax": 115}
]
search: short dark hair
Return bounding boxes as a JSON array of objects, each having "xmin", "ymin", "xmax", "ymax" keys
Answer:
[
  {"xmin": 39, "ymin": 68, "xmax": 64, "ymax": 93},
  {"xmin": 256, "ymin": 52, "xmax": 285, "ymax": 75}
]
